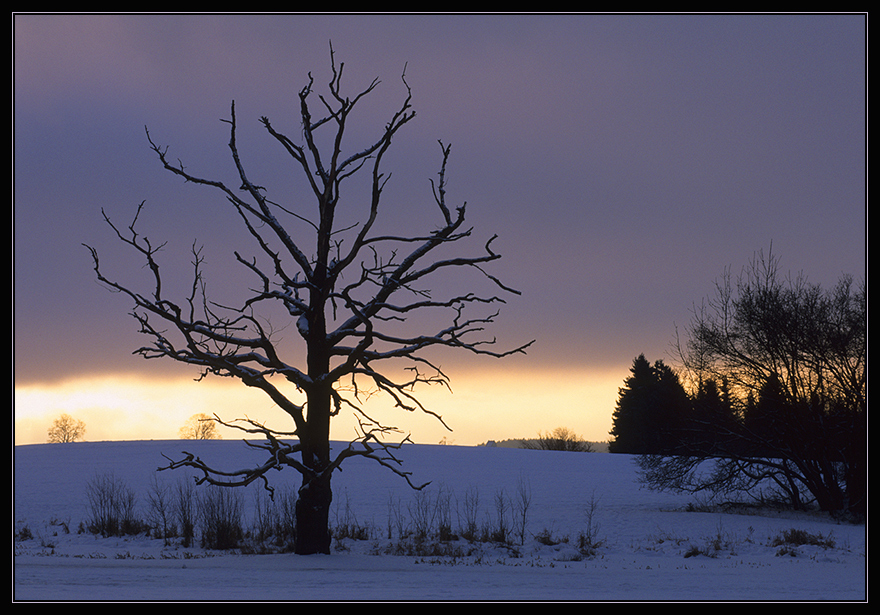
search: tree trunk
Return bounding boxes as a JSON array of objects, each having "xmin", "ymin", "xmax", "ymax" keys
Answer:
[
  {"xmin": 295, "ymin": 356, "xmax": 333, "ymax": 555},
  {"xmin": 294, "ymin": 416, "xmax": 333, "ymax": 554},
  {"xmin": 295, "ymin": 470, "xmax": 332, "ymax": 555}
]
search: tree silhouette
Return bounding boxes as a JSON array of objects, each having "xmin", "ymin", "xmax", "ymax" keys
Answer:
[
  {"xmin": 640, "ymin": 250, "xmax": 865, "ymax": 515},
  {"xmin": 683, "ymin": 377, "xmax": 738, "ymax": 454},
  {"xmin": 522, "ymin": 427, "xmax": 593, "ymax": 452},
  {"xmin": 179, "ymin": 413, "xmax": 222, "ymax": 440},
  {"xmin": 84, "ymin": 47, "xmax": 532, "ymax": 554},
  {"xmin": 47, "ymin": 413, "xmax": 86, "ymax": 443},
  {"xmin": 609, "ymin": 355, "xmax": 690, "ymax": 454}
]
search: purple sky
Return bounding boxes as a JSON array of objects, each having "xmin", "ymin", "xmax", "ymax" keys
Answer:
[{"xmin": 13, "ymin": 14, "xmax": 866, "ymax": 444}]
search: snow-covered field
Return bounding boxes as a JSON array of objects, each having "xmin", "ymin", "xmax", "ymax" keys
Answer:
[{"xmin": 13, "ymin": 439, "xmax": 866, "ymax": 601}]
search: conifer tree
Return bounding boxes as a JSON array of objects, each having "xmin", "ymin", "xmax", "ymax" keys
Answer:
[{"xmin": 609, "ymin": 355, "xmax": 689, "ymax": 454}]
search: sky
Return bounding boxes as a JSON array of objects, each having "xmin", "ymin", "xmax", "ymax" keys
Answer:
[{"xmin": 13, "ymin": 13, "xmax": 866, "ymax": 447}]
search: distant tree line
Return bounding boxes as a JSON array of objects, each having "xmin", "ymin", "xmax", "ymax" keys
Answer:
[
  {"xmin": 521, "ymin": 427, "xmax": 594, "ymax": 452},
  {"xmin": 610, "ymin": 251, "xmax": 865, "ymax": 518}
]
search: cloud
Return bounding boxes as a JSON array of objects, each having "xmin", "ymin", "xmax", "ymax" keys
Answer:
[{"xmin": 14, "ymin": 14, "xmax": 866, "ymax": 444}]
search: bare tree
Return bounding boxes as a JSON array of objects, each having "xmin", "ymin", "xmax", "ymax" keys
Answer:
[
  {"xmin": 641, "ymin": 249, "xmax": 866, "ymax": 516},
  {"xmin": 179, "ymin": 413, "xmax": 222, "ymax": 440},
  {"xmin": 522, "ymin": 427, "xmax": 594, "ymax": 452},
  {"xmin": 84, "ymin": 47, "xmax": 532, "ymax": 554},
  {"xmin": 47, "ymin": 413, "xmax": 86, "ymax": 443}
]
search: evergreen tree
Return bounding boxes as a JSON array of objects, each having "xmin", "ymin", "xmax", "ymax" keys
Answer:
[
  {"xmin": 609, "ymin": 355, "xmax": 690, "ymax": 454},
  {"xmin": 686, "ymin": 377, "xmax": 738, "ymax": 454},
  {"xmin": 609, "ymin": 355, "xmax": 652, "ymax": 454},
  {"xmin": 742, "ymin": 371, "xmax": 789, "ymax": 455}
]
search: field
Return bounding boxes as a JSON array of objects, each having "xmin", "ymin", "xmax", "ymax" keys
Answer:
[{"xmin": 13, "ymin": 440, "xmax": 866, "ymax": 601}]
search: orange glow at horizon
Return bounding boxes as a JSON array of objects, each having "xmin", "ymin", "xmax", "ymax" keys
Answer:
[{"xmin": 14, "ymin": 366, "xmax": 623, "ymax": 448}]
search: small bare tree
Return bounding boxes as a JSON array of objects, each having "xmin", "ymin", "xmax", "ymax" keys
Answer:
[
  {"xmin": 179, "ymin": 413, "xmax": 222, "ymax": 440},
  {"xmin": 47, "ymin": 413, "xmax": 86, "ymax": 443},
  {"xmin": 522, "ymin": 427, "xmax": 593, "ymax": 452},
  {"xmin": 84, "ymin": 47, "xmax": 532, "ymax": 554}
]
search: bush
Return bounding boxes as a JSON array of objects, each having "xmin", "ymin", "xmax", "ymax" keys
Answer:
[
  {"xmin": 332, "ymin": 490, "xmax": 373, "ymax": 542},
  {"xmin": 576, "ymin": 492, "xmax": 604, "ymax": 557},
  {"xmin": 456, "ymin": 487, "xmax": 480, "ymax": 543},
  {"xmin": 251, "ymin": 486, "xmax": 297, "ymax": 551},
  {"xmin": 198, "ymin": 486, "xmax": 244, "ymax": 550},
  {"xmin": 522, "ymin": 427, "xmax": 594, "ymax": 452},
  {"xmin": 85, "ymin": 472, "xmax": 147, "ymax": 537},
  {"xmin": 534, "ymin": 527, "xmax": 565, "ymax": 546},
  {"xmin": 145, "ymin": 475, "xmax": 176, "ymax": 545},
  {"xmin": 15, "ymin": 525, "xmax": 34, "ymax": 541},
  {"xmin": 486, "ymin": 489, "xmax": 511, "ymax": 544},
  {"xmin": 174, "ymin": 478, "xmax": 197, "ymax": 548},
  {"xmin": 770, "ymin": 528, "xmax": 835, "ymax": 549}
]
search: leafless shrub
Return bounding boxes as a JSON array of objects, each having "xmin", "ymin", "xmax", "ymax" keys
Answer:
[
  {"xmin": 457, "ymin": 486, "xmax": 480, "ymax": 542},
  {"xmin": 198, "ymin": 485, "xmax": 244, "ymax": 550},
  {"xmin": 576, "ymin": 491, "xmax": 604, "ymax": 557},
  {"xmin": 85, "ymin": 472, "xmax": 145, "ymax": 536},
  {"xmin": 174, "ymin": 478, "xmax": 197, "ymax": 548},
  {"xmin": 513, "ymin": 475, "xmax": 532, "ymax": 545},
  {"xmin": 146, "ymin": 475, "xmax": 176, "ymax": 545},
  {"xmin": 332, "ymin": 490, "xmax": 372, "ymax": 542},
  {"xmin": 521, "ymin": 427, "xmax": 594, "ymax": 452}
]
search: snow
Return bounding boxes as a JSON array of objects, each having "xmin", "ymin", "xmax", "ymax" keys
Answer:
[{"xmin": 14, "ymin": 439, "xmax": 866, "ymax": 602}]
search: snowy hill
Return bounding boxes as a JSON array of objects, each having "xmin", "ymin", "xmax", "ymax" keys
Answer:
[{"xmin": 13, "ymin": 439, "xmax": 866, "ymax": 601}]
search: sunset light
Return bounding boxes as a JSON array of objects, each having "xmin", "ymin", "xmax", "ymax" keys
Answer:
[
  {"xmin": 14, "ymin": 12, "xmax": 865, "ymax": 598},
  {"xmin": 14, "ymin": 366, "xmax": 621, "ymax": 447},
  {"xmin": 14, "ymin": 13, "xmax": 865, "ymax": 454}
]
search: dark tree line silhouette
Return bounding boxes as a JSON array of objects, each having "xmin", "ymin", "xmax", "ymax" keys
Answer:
[{"xmin": 610, "ymin": 252, "xmax": 865, "ymax": 518}]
